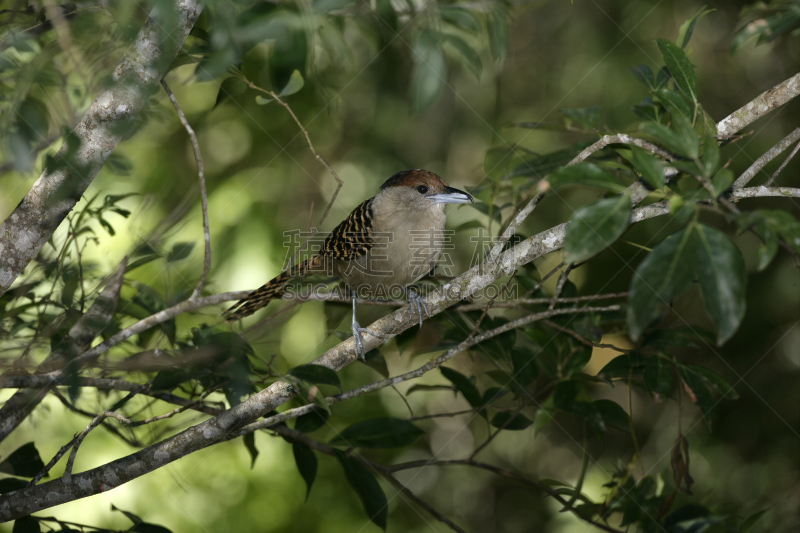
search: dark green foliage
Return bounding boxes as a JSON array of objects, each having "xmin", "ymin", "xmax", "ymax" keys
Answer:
[
  {"xmin": 0, "ymin": 443, "xmax": 45, "ymax": 478},
  {"xmin": 329, "ymin": 418, "xmax": 424, "ymax": 449},
  {"xmin": 335, "ymin": 450, "xmax": 388, "ymax": 530}
]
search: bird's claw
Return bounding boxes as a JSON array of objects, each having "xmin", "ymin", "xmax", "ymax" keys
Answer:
[
  {"xmin": 407, "ymin": 289, "xmax": 429, "ymax": 329},
  {"xmin": 351, "ymin": 319, "xmax": 380, "ymax": 361}
]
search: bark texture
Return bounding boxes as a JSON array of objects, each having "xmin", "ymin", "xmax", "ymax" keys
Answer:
[{"xmin": 0, "ymin": 0, "xmax": 203, "ymax": 296}]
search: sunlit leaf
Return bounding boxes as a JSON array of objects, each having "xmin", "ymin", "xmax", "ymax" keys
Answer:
[{"xmin": 279, "ymin": 69, "xmax": 305, "ymax": 96}]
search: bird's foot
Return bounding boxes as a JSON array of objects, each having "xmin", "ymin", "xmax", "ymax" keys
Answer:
[
  {"xmin": 351, "ymin": 318, "xmax": 380, "ymax": 361},
  {"xmin": 406, "ymin": 288, "xmax": 429, "ymax": 329}
]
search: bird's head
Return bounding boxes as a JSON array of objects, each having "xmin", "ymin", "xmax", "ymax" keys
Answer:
[{"xmin": 379, "ymin": 170, "xmax": 473, "ymax": 209}]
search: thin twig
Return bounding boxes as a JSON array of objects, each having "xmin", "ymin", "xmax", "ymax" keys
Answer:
[
  {"xmin": 548, "ymin": 264, "xmax": 573, "ymax": 310},
  {"xmin": 235, "ymin": 305, "xmax": 621, "ymax": 434},
  {"xmin": 27, "ymin": 435, "xmax": 78, "ymax": 488},
  {"xmin": 541, "ymin": 319, "xmax": 629, "ymax": 353},
  {"xmin": 377, "ymin": 468, "xmax": 468, "ymax": 533},
  {"xmin": 765, "ymin": 138, "xmax": 800, "ymax": 186},
  {"xmin": 732, "ymin": 127, "xmax": 800, "ymax": 188},
  {"xmin": 161, "ymin": 79, "xmax": 210, "ymax": 300},
  {"xmin": 567, "ymin": 133, "xmax": 677, "ymax": 167},
  {"xmin": 239, "ymin": 75, "xmax": 344, "ymax": 226},
  {"xmin": 63, "ymin": 411, "xmax": 130, "ymax": 483},
  {"xmin": 408, "ymin": 409, "xmax": 474, "ymax": 421},
  {"xmin": 717, "ymin": 72, "xmax": 800, "ymax": 139}
]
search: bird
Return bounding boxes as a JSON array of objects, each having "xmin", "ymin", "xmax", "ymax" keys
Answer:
[{"xmin": 225, "ymin": 169, "xmax": 474, "ymax": 358}]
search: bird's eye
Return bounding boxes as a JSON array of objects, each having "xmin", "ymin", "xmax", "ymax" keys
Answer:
[{"xmin": 416, "ymin": 185, "xmax": 429, "ymax": 194}]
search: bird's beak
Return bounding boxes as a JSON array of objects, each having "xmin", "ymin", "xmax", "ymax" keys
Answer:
[{"xmin": 428, "ymin": 186, "xmax": 474, "ymax": 204}]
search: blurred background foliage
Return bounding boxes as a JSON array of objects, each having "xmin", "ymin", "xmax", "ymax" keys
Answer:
[{"xmin": 0, "ymin": 0, "xmax": 799, "ymax": 532}]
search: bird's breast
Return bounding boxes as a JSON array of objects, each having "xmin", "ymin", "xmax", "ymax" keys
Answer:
[{"xmin": 335, "ymin": 200, "xmax": 447, "ymax": 297}]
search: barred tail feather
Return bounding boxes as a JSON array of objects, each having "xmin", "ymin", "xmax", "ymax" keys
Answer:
[{"xmin": 225, "ymin": 255, "xmax": 322, "ymax": 321}]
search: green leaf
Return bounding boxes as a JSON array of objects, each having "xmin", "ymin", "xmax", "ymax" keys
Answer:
[
  {"xmin": 677, "ymin": 8, "xmax": 714, "ymax": 49},
  {"xmin": 279, "ymin": 70, "xmax": 305, "ymax": 96},
  {"xmin": 288, "ymin": 364, "xmax": 342, "ymax": 391},
  {"xmin": 691, "ymin": 223, "xmax": 747, "ymax": 345},
  {"xmin": 410, "ymin": 30, "xmax": 446, "ymax": 113},
  {"xmin": 739, "ymin": 509, "xmax": 768, "ymax": 533},
  {"xmin": 166, "ymin": 242, "xmax": 195, "ymax": 262},
  {"xmin": 707, "ymin": 169, "xmax": 732, "ymax": 198},
  {"xmin": 656, "ymin": 38, "xmax": 697, "ymax": 103},
  {"xmin": 294, "ymin": 407, "xmax": 329, "ymax": 433},
  {"xmin": 329, "ymin": 418, "xmax": 424, "ymax": 449},
  {"xmin": 442, "ymin": 34, "xmax": 482, "ymax": 79},
  {"xmin": 643, "ymin": 356, "xmax": 673, "ymax": 401},
  {"xmin": 560, "ymin": 106, "xmax": 603, "ymax": 131},
  {"xmin": 702, "ymin": 132, "xmax": 720, "ymax": 177},
  {"xmin": 630, "ymin": 64, "xmax": 655, "ymax": 89},
  {"xmin": 335, "ymin": 450, "xmax": 388, "ymax": 530},
  {"xmin": 593, "ymin": 399, "xmax": 631, "ymax": 432},
  {"xmin": 641, "ymin": 117, "xmax": 698, "ymax": 159},
  {"xmin": 679, "ymin": 366, "xmax": 715, "ymax": 425},
  {"xmin": 630, "ymin": 146, "xmax": 665, "ymax": 190},
  {"xmin": 490, "ymin": 411, "xmax": 533, "ymax": 430},
  {"xmin": 215, "ymin": 77, "xmax": 248, "ymax": 108},
  {"xmin": 487, "ymin": 7, "xmax": 509, "ymax": 61},
  {"xmin": 654, "ymin": 88, "xmax": 692, "ymax": 119},
  {"xmin": 243, "ymin": 433, "xmax": 259, "ymax": 468},
  {"xmin": 292, "ymin": 442, "xmax": 318, "ymax": 501},
  {"xmin": 546, "ymin": 163, "xmax": 627, "ymax": 193},
  {"xmin": 563, "ymin": 194, "xmax": 632, "ymax": 263},
  {"xmin": 255, "ymin": 95, "xmax": 273, "ymax": 105},
  {"xmin": 0, "ymin": 442, "xmax": 45, "ymax": 478},
  {"xmin": 440, "ymin": 367, "xmax": 483, "ymax": 409},
  {"xmin": 688, "ymin": 364, "xmax": 739, "ymax": 400},
  {"xmin": 439, "ymin": 6, "xmax": 482, "ymax": 33},
  {"xmin": 627, "ymin": 226, "xmax": 696, "ymax": 341},
  {"xmin": 361, "ymin": 350, "xmax": 390, "ymax": 378},
  {"xmin": 511, "ymin": 348, "xmax": 538, "ymax": 386}
]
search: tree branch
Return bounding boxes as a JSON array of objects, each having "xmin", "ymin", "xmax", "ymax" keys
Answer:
[
  {"xmin": 717, "ymin": 71, "xmax": 800, "ymax": 139},
  {"xmin": 732, "ymin": 127, "xmax": 800, "ymax": 188},
  {"xmin": 5, "ymin": 70, "xmax": 800, "ymax": 520},
  {"xmin": 0, "ymin": 0, "xmax": 203, "ymax": 296}
]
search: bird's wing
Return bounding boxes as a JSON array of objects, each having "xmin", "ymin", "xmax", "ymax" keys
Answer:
[{"xmin": 322, "ymin": 198, "xmax": 374, "ymax": 260}]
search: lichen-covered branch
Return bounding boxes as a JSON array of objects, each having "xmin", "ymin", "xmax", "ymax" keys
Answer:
[
  {"xmin": 0, "ymin": 0, "xmax": 203, "ymax": 296},
  {"xmin": 733, "ymin": 127, "xmax": 800, "ymax": 188},
  {"xmin": 717, "ymin": 71, "xmax": 800, "ymax": 139}
]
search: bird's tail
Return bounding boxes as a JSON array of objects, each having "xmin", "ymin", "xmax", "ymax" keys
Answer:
[{"xmin": 225, "ymin": 255, "xmax": 323, "ymax": 321}]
